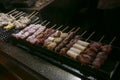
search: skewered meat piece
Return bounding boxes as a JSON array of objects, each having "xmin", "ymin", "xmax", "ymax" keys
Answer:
[
  {"xmin": 77, "ymin": 40, "xmax": 90, "ymax": 47},
  {"xmin": 4, "ymin": 16, "xmax": 31, "ymax": 30},
  {"xmin": 89, "ymin": 41, "xmax": 102, "ymax": 52},
  {"xmin": 77, "ymin": 54, "xmax": 94, "ymax": 65},
  {"xmin": 96, "ymin": 52, "xmax": 107, "ymax": 58},
  {"xmin": 66, "ymin": 35, "xmax": 81, "ymax": 48},
  {"xmin": 54, "ymin": 32, "xmax": 75, "ymax": 52},
  {"xmin": 70, "ymin": 47, "xmax": 82, "ymax": 54},
  {"xmin": 26, "ymin": 25, "xmax": 46, "ymax": 44},
  {"xmin": 12, "ymin": 24, "xmax": 35, "ymax": 39},
  {"xmin": 84, "ymin": 48, "xmax": 97, "ymax": 57},
  {"xmin": 36, "ymin": 28, "xmax": 53, "ymax": 39},
  {"xmin": 14, "ymin": 16, "xmax": 31, "ymax": 29},
  {"xmin": 44, "ymin": 32, "xmax": 68, "ymax": 47},
  {"xmin": 20, "ymin": 24, "xmax": 45, "ymax": 39},
  {"xmin": 47, "ymin": 42, "xmax": 57, "ymax": 50},
  {"xmin": 92, "ymin": 52, "xmax": 108, "ymax": 69},
  {"xmin": 13, "ymin": 20, "xmax": 26, "ymax": 29},
  {"xmin": 0, "ymin": 13, "xmax": 5, "ymax": 17},
  {"xmin": 4, "ymin": 23, "xmax": 14, "ymax": 30},
  {"xmin": 19, "ymin": 16, "xmax": 31, "ymax": 25},
  {"xmin": 14, "ymin": 24, "xmax": 38, "ymax": 39},
  {"xmin": 60, "ymin": 33, "xmax": 68, "ymax": 38},
  {"xmin": 51, "ymin": 30, "xmax": 62, "ymax": 37},
  {"xmin": 36, "ymin": 29, "xmax": 56, "ymax": 45},
  {"xmin": 0, "ymin": 21, "xmax": 10, "ymax": 26},
  {"xmin": 0, "ymin": 14, "xmax": 15, "ymax": 22},
  {"xmin": 54, "ymin": 37, "xmax": 62, "ymax": 43},
  {"xmin": 100, "ymin": 45, "xmax": 112, "ymax": 54},
  {"xmin": 44, "ymin": 36, "xmax": 55, "ymax": 43},
  {"xmin": 73, "ymin": 43, "xmax": 86, "ymax": 51},
  {"xmin": 0, "ymin": 14, "xmax": 15, "ymax": 26},
  {"xmin": 76, "ymin": 41, "xmax": 102, "ymax": 65},
  {"xmin": 22, "ymin": 24, "xmax": 35, "ymax": 32},
  {"xmin": 60, "ymin": 48, "xmax": 68, "ymax": 55},
  {"xmin": 44, "ymin": 30, "xmax": 68, "ymax": 50},
  {"xmin": 92, "ymin": 45, "xmax": 112, "ymax": 69},
  {"xmin": 59, "ymin": 35, "xmax": 81, "ymax": 55},
  {"xmin": 20, "ymin": 32, "xmax": 30, "ymax": 39},
  {"xmin": 67, "ymin": 50, "xmax": 79, "ymax": 59},
  {"xmin": 61, "ymin": 39, "xmax": 89, "ymax": 56}
]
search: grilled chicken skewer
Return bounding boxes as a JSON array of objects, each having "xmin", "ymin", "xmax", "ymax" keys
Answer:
[
  {"xmin": 20, "ymin": 20, "xmax": 47, "ymax": 39},
  {"xmin": 54, "ymin": 27, "xmax": 79, "ymax": 52},
  {"xmin": 59, "ymin": 31, "xmax": 87, "ymax": 55},
  {"xmin": 43, "ymin": 25, "xmax": 63, "ymax": 45},
  {"xmin": 36, "ymin": 24, "xmax": 62, "ymax": 45},
  {"xmin": 28, "ymin": 23, "xmax": 57, "ymax": 44},
  {"xmin": 92, "ymin": 37, "xmax": 116, "ymax": 69},
  {"xmin": 26, "ymin": 21, "xmax": 51, "ymax": 44},
  {"xmin": 4, "ymin": 11, "xmax": 38, "ymax": 30},
  {"xmin": 0, "ymin": 11, "xmax": 25, "ymax": 27},
  {"xmin": 76, "ymin": 35, "xmax": 104, "ymax": 65},
  {"xmin": 43, "ymin": 25, "xmax": 69, "ymax": 50},
  {"xmin": 12, "ymin": 20, "xmax": 47, "ymax": 39},
  {"xmin": 66, "ymin": 32, "xmax": 95, "ymax": 59}
]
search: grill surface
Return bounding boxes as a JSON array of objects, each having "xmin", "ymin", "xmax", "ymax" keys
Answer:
[{"xmin": 0, "ymin": 9, "xmax": 120, "ymax": 80}]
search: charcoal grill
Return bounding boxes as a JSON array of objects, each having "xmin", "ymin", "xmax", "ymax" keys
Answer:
[
  {"xmin": 0, "ymin": 4, "xmax": 120, "ymax": 80},
  {"xmin": 8, "ymin": 24, "xmax": 120, "ymax": 80}
]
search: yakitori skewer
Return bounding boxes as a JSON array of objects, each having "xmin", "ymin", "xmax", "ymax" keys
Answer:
[
  {"xmin": 67, "ymin": 32, "xmax": 95, "ymax": 59},
  {"xmin": 33, "ymin": 24, "xmax": 57, "ymax": 45},
  {"xmin": 77, "ymin": 35, "xmax": 104, "ymax": 65},
  {"xmin": 25, "ymin": 21, "xmax": 51, "ymax": 43},
  {"xmin": 4, "ymin": 11, "xmax": 38, "ymax": 30},
  {"xmin": 59, "ymin": 30, "xmax": 87, "ymax": 55},
  {"xmin": 54, "ymin": 27, "xmax": 80, "ymax": 52},
  {"xmin": 0, "ymin": 11, "xmax": 25, "ymax": 27},
  {"xmin": 17, "ymin": 20, "xmax": 48, "ymax": 39},
  {"xmin": 92, "ymin": 37, "xmax": 116, "ymax": 69},
  {"xmin": 43, "ymin": 25, "xmax": 66, "ymax": 49},
  {"xmin": 43, "ymin": 25, "xmax": 69, "ymax": 50}
]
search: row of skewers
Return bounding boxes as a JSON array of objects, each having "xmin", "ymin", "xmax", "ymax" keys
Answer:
[
  {"xmin": 11, "ymin": 18, "xmax": 116, "ymax": 69},
  {"xmin": 0, "ymin": 9, "xmax": 39, "ymax": 30}
]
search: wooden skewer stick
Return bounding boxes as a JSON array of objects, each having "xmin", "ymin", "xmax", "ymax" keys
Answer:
[
  {"xmin": 14, "ymin": 11, "xmax": 24, "ymax": 18},
  {"xmin": 109, "ymin": 36, "xmax": 116, "ymax": 45},
  {"xmin": 34, "ymin": 20, "xmax": 41, "ymax": 24},
  {"xmin": 75, "ymin": 27, "xmax": 80, "ymax": 33},
  {"xmin": 85, "ymin": 32, "xmax": 95, "ymax": 41},
  {"xmin": 98, "ymin": 35, "xmax": 105, "ymax": 42},
  {"xmin": 9, "ymin": 11, "xmax": 18, "ymax": 15},
  {"xmin": 7, "ymin": 9, "xmax": 16, "ymax": 14},
  {"xmin": 62, "ymin": 26, "xmax": 69, "ymax": 32},
  {"xmin": 68, "ymin": 27, "xmax": 76, "ymax": 33},
  {"xmin": 29, "ymin": 12, "xmax": 39, "ymax": 19},
  {"xmin": 81, "ymin": 30, "xmax": 87, "ymax": 37},
  {"xmin": 15, "ymin": 13, "xmax": 26, "ymax": 19},
  {"xmin": 40, "ymin": 20, "xmax": 47, "ymax": 25},
  {"xmin": 27, "ymin": 11, "xmax": 36, "ymax": 18},
  {"xmin": 50, "ymin": 24, "xmax": 57, "ymax": 29},
  {"xmin": 44, "ymin": 21, "xmax": 51, "ymax": 26},
  {"xmin": 56, "ymin": 25, "xmax": 63, "ymax": 30}
]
